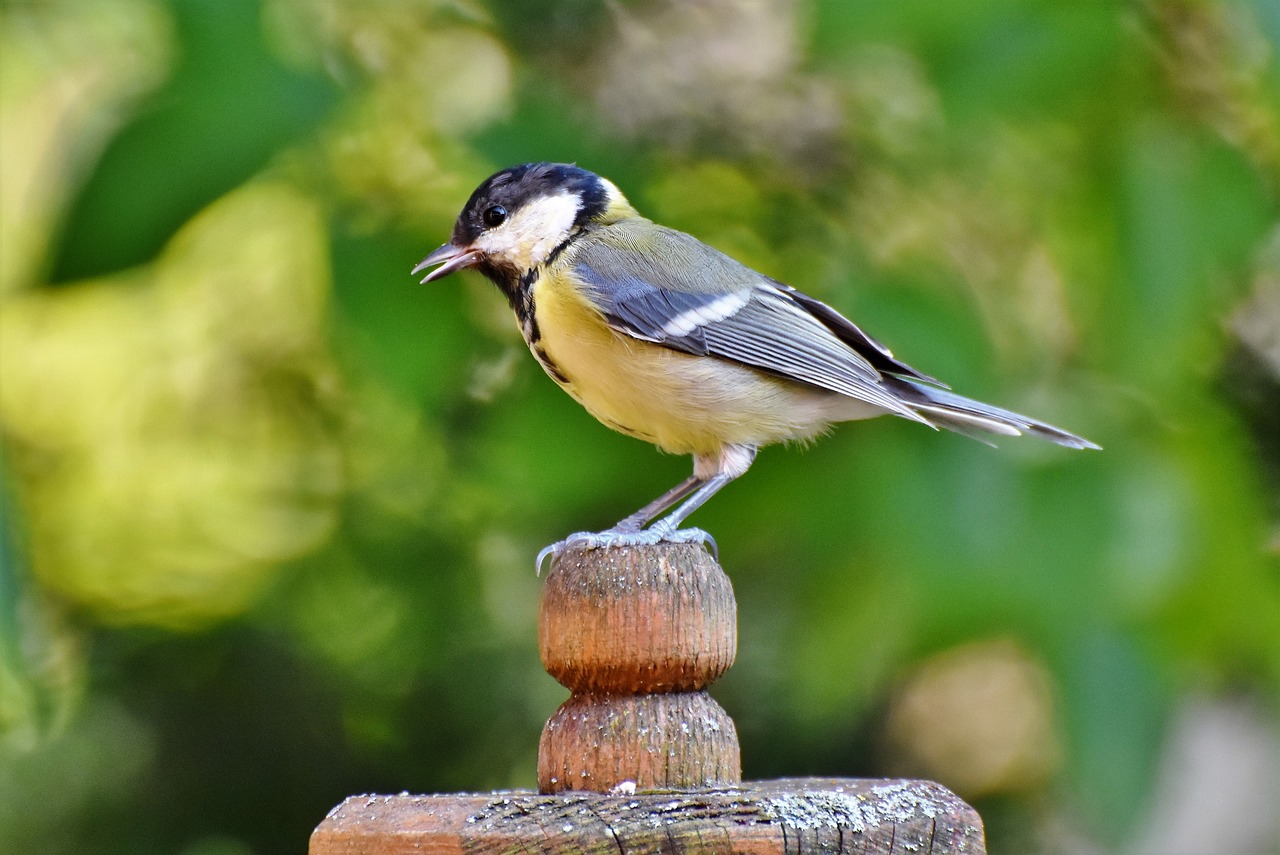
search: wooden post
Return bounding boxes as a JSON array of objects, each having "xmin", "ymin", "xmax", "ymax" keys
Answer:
[
  {"xmin": 310, "ymin": 543, "xmax": 988, "ymax": 854},
  {"xmin": 538, "ymin": 542, "xmax": 739, "ymax": 792},
  {"xmin": 311, "ymin": 778, "xmax": 986, "ymax": 853}
]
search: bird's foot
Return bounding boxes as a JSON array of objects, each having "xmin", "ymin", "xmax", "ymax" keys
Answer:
[{"xmin": 535, "ymin": 526, "xmax": 718, "ymax": 575}]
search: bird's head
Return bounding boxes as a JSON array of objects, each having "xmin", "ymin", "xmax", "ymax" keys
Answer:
[{"xmin": 414, "ymin": 163, "xmax": 633, "ymax": 288}]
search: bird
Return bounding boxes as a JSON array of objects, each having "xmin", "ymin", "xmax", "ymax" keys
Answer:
[{"xmin": 413, "ymin": 162, "xmax": 1098, "ymax": 568}]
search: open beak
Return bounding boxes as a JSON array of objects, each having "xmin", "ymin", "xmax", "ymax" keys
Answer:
[{"xmin": 412, "ymin": 242, "xmax": 482, "ymax": 283}]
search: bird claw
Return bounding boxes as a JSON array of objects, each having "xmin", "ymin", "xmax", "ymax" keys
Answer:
[{"xmin": 535, "ymin": 526, "xmax": 718, "ymax": 575}]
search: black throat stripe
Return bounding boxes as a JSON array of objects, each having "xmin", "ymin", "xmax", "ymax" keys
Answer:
[
  {"xmin": 482, "ymin": 229, "xmax": 588, "ymax": 390},
  {"xmin": 532, "ymin": 341, "xmax": 570, "ymax": 385},
  {"xmin": 512, "ymin": 286, "xmax": 571, "ymax": 386}
]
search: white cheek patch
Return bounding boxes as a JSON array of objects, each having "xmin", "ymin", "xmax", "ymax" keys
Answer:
[
  {"xmin": 475, "ymin": 191, "xmax": 582, "ymax": 270},
  {"xmin": 661, "ymin": 291, "xmax": 750, "ymax": 337}
]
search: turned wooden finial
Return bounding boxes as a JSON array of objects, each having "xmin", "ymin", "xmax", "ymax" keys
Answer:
[
  {"xmin": 310, "ymin": 541, "xmax": 989, "ymax": 854},
  {"xmin": 537, "ymin": 542, "xmax": 740, "ymax": 793}
]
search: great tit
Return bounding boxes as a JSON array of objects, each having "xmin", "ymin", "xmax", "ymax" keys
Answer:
[{"xmin": 414, "ymin": 163, "xmax": 1098, "ymax": 566}]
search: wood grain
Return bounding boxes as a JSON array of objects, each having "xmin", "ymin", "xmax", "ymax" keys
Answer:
[
  {"xmin": 539, "ymin": 542, "xmax": 736, "ymax": 694},
  {"xmin": 309, "ymin": 778, "xmax": 987, "ymax": 854},
  {"xmin": 538, "ymin": 692, "xmax": 740, "ymax": 793},
  {"xmin": 537, "ymin": 543, "xmax": 741, "ymax": 792}
]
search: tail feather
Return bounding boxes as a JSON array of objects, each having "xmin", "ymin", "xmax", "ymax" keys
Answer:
[{"xmin": 888, "ymin": 378, "xmax": 1100, "ymax": 450}]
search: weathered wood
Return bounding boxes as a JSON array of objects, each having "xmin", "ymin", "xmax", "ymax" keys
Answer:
[
  {"xmin": 539, "ymin": 692, "xmax": 740, "ymax": 793},
  {"xmin": 309, "ymin": 778, "xmax": 987, "ymax": 854},
  {"xmin": 539, "ymin": 543, "xmax": 736, "ymax": 693},
  {"xmin": 310, "ymin": 541, "xmax": 988, "ymax": 852},
  {"xmin": 537, "ymin": 543, "xmax": 741, "ymax": 793}
]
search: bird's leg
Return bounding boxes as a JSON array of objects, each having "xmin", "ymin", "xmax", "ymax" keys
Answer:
[
  {"xmin": 535, "ymin": 446, "xmax": 757, "ymax": 574},
  {"xmin": 607, "ymin": 475, "xmax": 705, "ymax": 533},
  {"xmin": 534, "ymin": 474, "xmax": 714, "ymax": 574},
  {"xmin": 643, "ymin": 473, "xmax": 734, "ymax": 539}
]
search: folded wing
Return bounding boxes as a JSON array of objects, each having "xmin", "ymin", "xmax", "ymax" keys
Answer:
[{"xmin": 571, "ymin": 226, "xmax": 933, "ymax": 422}]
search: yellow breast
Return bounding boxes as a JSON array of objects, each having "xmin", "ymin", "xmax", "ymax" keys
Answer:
[{"xmin": 528, "ymin": 270, "xmax": 845, "ymax": 456}]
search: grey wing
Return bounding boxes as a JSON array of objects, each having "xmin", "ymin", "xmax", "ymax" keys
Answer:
[
  {"xmin": 767, "ymin": 281, "xmax": 946, "ymax": 387},
  {"xmin": 570, "ymin": 227, "xmax": 931, "ymax": 422}
]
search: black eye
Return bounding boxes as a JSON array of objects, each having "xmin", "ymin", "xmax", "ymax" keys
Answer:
[{"xmin": 482, "ymin": 205, "xmax": 507, "ymax": 228}]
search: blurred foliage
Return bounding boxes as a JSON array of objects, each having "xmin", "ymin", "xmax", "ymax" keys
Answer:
[{"xmin": 1, "ymin": 1, "xmax": 1278, "ymax": 853}]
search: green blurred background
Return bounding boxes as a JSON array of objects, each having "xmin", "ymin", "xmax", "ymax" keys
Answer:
[{"xmin": 2, "ymin": 0, "xmax": 1278, "ymax": 852}]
